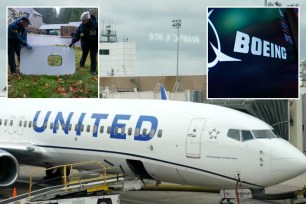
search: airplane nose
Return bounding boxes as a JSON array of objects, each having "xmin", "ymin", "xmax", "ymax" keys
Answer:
[{"xmin": 271, "ymin": 139, "xmax": 306, "ymax": 184}]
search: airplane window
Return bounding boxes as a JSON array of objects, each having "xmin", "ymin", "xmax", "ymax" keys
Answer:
[
  {"xmin": 4, "ymin": 119, "xmax": 7, "ymax": 126},
  {"xmin": 44, "ymin": 122, "xmax": 47, "ymax": 129},
  {"xmin": 87, "ymin": 125, "xmax": 90, "ymax": 132},
  {"xmin": 50, "ymin": 122, "xmax": 54, "ymax": 129},
  {"xmin": 62, "ymin": 123, "xmax": 66, "ymax": 130},
  {"xmin": 75, "ymin": 124, "xmax": 78, "ymax": 131},
  {"xmin": 128, "ymin": 128, "xmax": 132, "ymax": 136},
  {"xmin": 107, "ymin": 126, "xmax": 111, "ymax": 134},
  {"xmin": 56, "ymin": 123, "xmax": 59, "ymax": 130},
  {"xmin": 227, "ymin": 129, "xmax": 241, "ymax": 141},
  {"xmin": 0, "ymin": 119, "xmax": 2, "ymax": 126},
  {"xmin": 242, "ymin": 130, "xmax": 254, "ymax": 141},
  {"xmin": 28, "ymin": 121, "xmax": 32, "ymax": 128},
  {"xmin": 121, "ymin": 127, "xmax": 125, "ymax": 134},
  {"xmin": 69, "ymin": 124, "xmax": 72, "ymax": 131},
  {"xmin": 33, "ymin": 121, "xmax": 36, "ymax": 128},
  {"xmin": 114, "ymin": 127, "xmax": 118, "ymax": 134},
  {"xmin": 19, "ymin": 120, "xmax": 22, "ymax": 127},
  {"xmin": 81, "ymin": 125, "xmax": 84, "ymax": 132},
  {"xmin": 142, "ymin": 129, "xmax": 147, "ymax": 136},
  {"xmin": 10, "ymin": 120, "xmax": 14, "ymax": 126},
  {"xmin": 252, "ymin": 130, "xmax": 276, "ymax": 139},
  {"xmin": 150, "ymin": 129, "xmax": 155, "ymax": 138},
  {"xmin": 100, "ymin": 126, "xmax": 104, "ymax": 133},
  {"xmin": 157, "ymin": 129, "xmax": 163, "ymax": 138},
  {"xmin": 134, "ymin": 128, "xmax": 140, "ymax": 136},
  {"xmin": 24, "ymin": 121, "xmax": 27, "ymax": 128},
  {"xmin": 93, "ymin": 125, "xmax": 97, "ymax": 133}
]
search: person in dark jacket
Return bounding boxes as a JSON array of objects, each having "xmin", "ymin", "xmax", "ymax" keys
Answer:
[
  {"xmin": 69, "ymin": 11, "xmax": 98, "ymax": 75},
  {"xmin": 8, "ymin": 17, "xmax": 33, "ymax": 74}
]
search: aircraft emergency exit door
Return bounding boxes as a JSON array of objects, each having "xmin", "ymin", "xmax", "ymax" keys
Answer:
[{"xmin": 186, "ymin": 118, "xmax": 206, "ymax": 158}]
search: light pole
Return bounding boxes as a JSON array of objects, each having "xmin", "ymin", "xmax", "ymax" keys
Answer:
[{"xmin": 172, "ymin": 19, "xmax": 184, "ymax": 92}]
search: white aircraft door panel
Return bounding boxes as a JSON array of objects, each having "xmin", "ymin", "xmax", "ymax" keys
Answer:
[{"xmin": 186, "ymin": 118, "xmax": 206, "ymax": 158}]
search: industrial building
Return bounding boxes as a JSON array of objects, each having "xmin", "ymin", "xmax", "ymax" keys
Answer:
[
  {"xmin": 100, "ymin": 25, "xmax": 136, "ymax": 76},
  {"xmin": 100, "ymin": 75, "xmax": 205, "ymax": 102},
  {"xmin": 39, "ymin": 22, "xmax": 81, "ymax": 37}
]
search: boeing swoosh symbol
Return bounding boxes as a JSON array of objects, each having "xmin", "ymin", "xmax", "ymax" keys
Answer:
[{"xmin": 208, "ymin": 9, "xmax": 241, "ymax": 69}]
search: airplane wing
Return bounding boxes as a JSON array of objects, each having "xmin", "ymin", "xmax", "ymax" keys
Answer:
[
  {"xmin": 0, "ymin": 141, "xmax": 48, "ymax": 186},
  {"xmin": 0, "ymin": 141, "xmax": 47, "ymax": 163}
]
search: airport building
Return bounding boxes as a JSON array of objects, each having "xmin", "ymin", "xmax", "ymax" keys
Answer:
[
  {"xmin": 100, "ymin": 75, "xmax": 205, "ymax": 102},
  {"xmin": 100, "ymin": 25, "xmax": 136, "ymax": 76}
]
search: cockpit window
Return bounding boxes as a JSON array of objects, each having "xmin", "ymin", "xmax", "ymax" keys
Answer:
[
  {"xmin": 252, "ymin": 130, "xmax": 276, "ymax": 139},
  {"xmin": 241, "ymin": 130, "xmax": 254, "ymax": 141},
  {"xmin": 227, "ymin": 129, "xmax": 241, "ymax": 141}
]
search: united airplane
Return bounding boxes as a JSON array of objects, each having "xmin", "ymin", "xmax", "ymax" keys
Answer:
[{"xmin": 0, "ymin": 99, "xmax": 305, "ymax": 195}]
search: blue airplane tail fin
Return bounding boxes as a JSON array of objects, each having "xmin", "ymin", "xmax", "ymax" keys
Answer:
[{"xmin": 160, "ymin": 84, "xmax": 168, "ymax": 100}]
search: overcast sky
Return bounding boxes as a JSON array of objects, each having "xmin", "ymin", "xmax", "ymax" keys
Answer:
[
  {"xmin": 0, "ymin": 0, "xmax": 304, "ymax": 88},
  {"xmin": 101, "ymin": 0, "xmax": 305, "ymax": 76}
]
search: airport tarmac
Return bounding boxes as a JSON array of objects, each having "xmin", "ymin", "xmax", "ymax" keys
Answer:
[{"xmin": 1, "ymin": 165, "xmax": 306, "ymax": 204}]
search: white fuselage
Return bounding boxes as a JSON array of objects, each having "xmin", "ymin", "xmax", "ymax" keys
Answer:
[{"xmin": 0, "ymin": 98, "xmax": 305, "ymax": 190}]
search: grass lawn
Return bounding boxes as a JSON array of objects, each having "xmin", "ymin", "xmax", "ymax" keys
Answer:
[{"xmin": 8, "ymin": 46, "xmax": 98, "ymax": 98}]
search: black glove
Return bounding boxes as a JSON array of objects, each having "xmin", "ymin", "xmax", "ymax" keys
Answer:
[{"xmin": 69, "ymin": 43, "xmax": 74, "ymax": 48}]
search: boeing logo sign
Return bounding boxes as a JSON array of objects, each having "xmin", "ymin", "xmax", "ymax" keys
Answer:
[
  {"xmin": 234, "ymin": 31, "xmax": 287, "ymax": 60},
  {"xmin": 208, "ymin": 9, "xmax": 287, "ymax": 69},
  {"xmin": 208, "ymin": 7, "xmax": 298, "ymax": 99},
  {"xmin": 208, "ymin": 9, "xmax": 241, "ymax": 69}
]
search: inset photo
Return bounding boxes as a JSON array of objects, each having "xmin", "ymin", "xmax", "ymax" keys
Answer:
[
  {"xmin": 207, "ymin": 7, "xmax": 299, "ymax": 99},
  {"xmin": 99, "ymin": 0, "xmax": 205, "ymax": 101},
  {"xmin": 7, "ymin": 7, "xmax": 98, "ymax": 98},
  {"xmin": 0, "ymin": 49, "xmax": 6, "ymax": 97}
]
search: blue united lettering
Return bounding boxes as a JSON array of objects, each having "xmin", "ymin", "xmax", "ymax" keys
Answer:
[{"xmin": 32, "ymin": 111, "xmax": 158, "ymax": 141}]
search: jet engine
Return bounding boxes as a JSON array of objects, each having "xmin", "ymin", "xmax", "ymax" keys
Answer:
[{"xmin": 0, "ymin": 150, "xmax": 19, "ymax": 186}]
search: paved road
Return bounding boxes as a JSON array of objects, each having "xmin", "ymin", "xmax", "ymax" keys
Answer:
[{"xmin": 1, "ymin": 165, "xmax": 306, "ymax": 204}]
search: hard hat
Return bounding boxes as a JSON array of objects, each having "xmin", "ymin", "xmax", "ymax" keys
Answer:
[{"xmin": 80, "ymin": 11, "xmax": 90, "ymax": 22}]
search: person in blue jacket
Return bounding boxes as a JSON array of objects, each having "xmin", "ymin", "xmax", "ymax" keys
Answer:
[
  {"xmin": 8, "ymin": 17, "xmax": 33, "ymax": 74},
  {"xmin": 69, "ymin": 11, "xmax": 98, "ymax": 75}
]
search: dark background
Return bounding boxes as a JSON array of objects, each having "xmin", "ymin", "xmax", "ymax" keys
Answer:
[{"xmin": 208, "ymin": 8, "xmax": 298, "ymax": 99}]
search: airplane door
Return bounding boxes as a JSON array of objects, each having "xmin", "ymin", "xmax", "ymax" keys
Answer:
[{"xmin": 186, "ymin": 118, "xmax": 206, "ymax": 158}]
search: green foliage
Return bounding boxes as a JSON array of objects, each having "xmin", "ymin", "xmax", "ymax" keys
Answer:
[
  {"xmin": 8, "ymin": 46, "xmax": 98, "ymax": 98},
  {"xmin": 58, "ymin": 8, "xmax": 98, "ymax": 23},
  {"xmin": 33, "ymin": 8, "xmax": 98, "ymax": 24},
  {"xmin": 34, "ymin": 8, "xmax": 58, "ymax": 24},
  {"xmin": 48, "ymin": 55, "xmax": 62, "ymax": 66}
]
